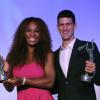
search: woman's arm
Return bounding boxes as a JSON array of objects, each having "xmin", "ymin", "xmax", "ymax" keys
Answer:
[{"xmin": 24, "ymin": 52, "xmax": 55, "ymax": 89}]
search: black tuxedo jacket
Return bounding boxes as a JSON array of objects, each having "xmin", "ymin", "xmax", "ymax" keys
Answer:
[{"xmin": 53, "ymin": 39, "xmax": 100, "ymax": 100}]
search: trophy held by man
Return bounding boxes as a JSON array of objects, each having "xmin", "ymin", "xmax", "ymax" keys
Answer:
[{"xmin": 78, "ymin": 40, "xmax": 95, "ymax": 83}]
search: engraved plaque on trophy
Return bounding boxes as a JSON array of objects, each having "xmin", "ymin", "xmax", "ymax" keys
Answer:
[
  {"xmin": 0, "ymin": 54, "xmax": 7, "ymax": 82},
  {"xmin": 78, "ymin": 40, "xmax": 94, "ymax": 83}
]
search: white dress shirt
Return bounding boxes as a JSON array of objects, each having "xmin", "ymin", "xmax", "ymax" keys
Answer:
[{"xmin": 59, "ymin": 38, "xmax": 76, "ymax": 77}]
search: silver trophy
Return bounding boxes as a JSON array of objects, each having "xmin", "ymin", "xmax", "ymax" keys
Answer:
[
  {"xmin": 78, "ymin": 40, "xmax": 94, "ymax": 83},
  {"xmin": 0, "ymin": 54, "xmax": 7, "ymax": 82}
]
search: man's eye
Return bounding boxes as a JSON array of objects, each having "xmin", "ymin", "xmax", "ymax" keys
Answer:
[
  {"xmin": 59, "ymin": 24, "xmax": 64, "ymax": 26},
  {"xmin": 35, "ymin": 30, "xmax": 39, "ymax": 32}
]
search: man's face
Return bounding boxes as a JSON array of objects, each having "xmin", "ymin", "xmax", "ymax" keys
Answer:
[{"xmin": 58, "ymin": 17, "xmax": 76, "ymax": 42}]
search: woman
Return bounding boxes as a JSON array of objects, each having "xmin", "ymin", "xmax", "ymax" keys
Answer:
[{"xmin": 3, "ymin": 17, "xmax": 55, "ymax": 100}]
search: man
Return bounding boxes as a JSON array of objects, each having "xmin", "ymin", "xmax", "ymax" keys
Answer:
[{"xmin": 53, "ymin": 10, "xmax": 100, "ymax": 100}]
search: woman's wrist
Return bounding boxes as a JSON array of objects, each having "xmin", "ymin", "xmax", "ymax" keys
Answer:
[{"xmin": 21, "ymin": 77, "xmax": 26, "ymax": 85}]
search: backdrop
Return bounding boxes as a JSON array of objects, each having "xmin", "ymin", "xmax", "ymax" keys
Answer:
[{"xmin": 0, "ymin": 0, "xmax": 100, "ymax": 100}]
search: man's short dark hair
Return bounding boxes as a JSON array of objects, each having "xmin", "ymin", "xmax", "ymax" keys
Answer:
[{"xmin": 57, "ymin": 10, "xmax": 76, "ymax": 24}]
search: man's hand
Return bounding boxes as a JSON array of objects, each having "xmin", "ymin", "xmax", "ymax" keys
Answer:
[{"xmin": 85, "ymin": 60, "xmax": 96, "ymax": 74}]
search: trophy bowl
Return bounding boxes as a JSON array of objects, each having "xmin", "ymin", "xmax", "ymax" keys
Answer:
[{"xmin": 80, "ymin": 73, "xmax": 92, "ymax": 83}]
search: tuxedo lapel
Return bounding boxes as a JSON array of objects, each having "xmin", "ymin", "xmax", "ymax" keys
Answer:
[{"xmin": 66, "ymin": 39, "xmax": 82, "ymax": 79}]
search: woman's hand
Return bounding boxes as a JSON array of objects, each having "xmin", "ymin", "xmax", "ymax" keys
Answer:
[{"xmin": 4, "ymin": 77, "xmax": 23, "ymax": 86}]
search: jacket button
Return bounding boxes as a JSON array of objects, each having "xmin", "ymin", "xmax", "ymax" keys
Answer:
[{"xmin": 66, "ymin": 81, "xmax": 68, "ymax": 85}]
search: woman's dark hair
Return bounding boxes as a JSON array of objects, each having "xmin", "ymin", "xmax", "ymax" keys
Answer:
[
  {"xmin": 57, "ymin": 10, "xmax": 76, "ymax": 24},
  {"xmin": 7, "ymin": 17, "xmax": 52, "ymax": 67}
]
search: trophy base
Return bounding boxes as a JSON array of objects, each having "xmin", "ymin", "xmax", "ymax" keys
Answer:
[
  {"xmin": 81, "ymin": 74, "xmax": 92, "ymax": 83},
  {"xmin": 0, "ymin": 75, "xmax": 7, "ymax": 83}
]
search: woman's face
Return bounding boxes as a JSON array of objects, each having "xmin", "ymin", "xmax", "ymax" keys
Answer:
[{"xmin": 25, "ymin": 22, "xmax": 40, "ymax": 46}]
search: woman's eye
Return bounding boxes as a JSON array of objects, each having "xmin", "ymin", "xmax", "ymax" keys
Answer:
[{"xmin": 26, "ymin": 29, "xmax": 31, "ymax": 32}]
